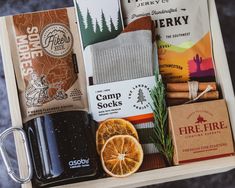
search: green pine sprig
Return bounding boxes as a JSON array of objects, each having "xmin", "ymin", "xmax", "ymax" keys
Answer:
[{"xmin": 150, "ymin": 72, "xmax": 174, "ymax": 166}]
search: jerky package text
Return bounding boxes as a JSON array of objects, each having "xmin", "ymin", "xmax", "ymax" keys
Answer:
[{"xmin": 121, "ymin": 0, "xmax": 216, "ymax": 82}]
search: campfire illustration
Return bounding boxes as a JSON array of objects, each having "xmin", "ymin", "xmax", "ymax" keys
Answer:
[
  {"xmin": 25, "ymin": 73, "xmax": 67, "ymax": 107},
  {"xmin": 195, "ymin": 115, "xmax": 207, "ymax": 124}
]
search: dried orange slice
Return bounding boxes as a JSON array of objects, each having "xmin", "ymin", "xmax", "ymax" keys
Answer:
[
  {"xmin": 96, "ymin": 119, "xmax": 138, "ymax": 155},
  {"xmin": 101, "ymin": 135, "xmax": 143, "ymax": 177}
]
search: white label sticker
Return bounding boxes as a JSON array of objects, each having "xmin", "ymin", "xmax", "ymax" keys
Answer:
[{"xmin": 88, "ymin": 76, "xmax": 155, "ymax": 122}]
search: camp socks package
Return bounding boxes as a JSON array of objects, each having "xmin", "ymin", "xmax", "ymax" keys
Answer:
[
  {"xmin": 89, "ymin": 16, "xmax": 158, "ymax": 155},
  {"xmin": 74, "ymin": 0, "xmax": 163, "ymax": 168}
]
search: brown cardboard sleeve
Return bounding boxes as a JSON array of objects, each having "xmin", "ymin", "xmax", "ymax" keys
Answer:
[{"xmin": 168, "ymin": 99, "xmax": 234, "ymax": 165}]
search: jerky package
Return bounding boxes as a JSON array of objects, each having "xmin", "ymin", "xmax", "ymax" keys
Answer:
[{"xmin": 121, "ymin": 0, "xmax": 216, "ymax": 82}]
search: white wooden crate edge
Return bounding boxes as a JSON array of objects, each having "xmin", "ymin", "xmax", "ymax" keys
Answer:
[{"xmin": 0, "ymin": 0, "xmax": 235, "ymax": 188}]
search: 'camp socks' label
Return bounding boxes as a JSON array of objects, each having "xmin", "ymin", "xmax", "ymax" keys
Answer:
[
  {"xmin": 88, "ymin": 76, "xmax": 155, "ymax": 122},
  {"xmin": 121, "ymin": 0, "xmax": 215, "ymax": 82}
]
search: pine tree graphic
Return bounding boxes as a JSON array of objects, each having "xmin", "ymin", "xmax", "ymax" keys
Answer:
[
  {"xmin": 101, "ymin": 10, "xmax": 109, "ymax": 33},
  {"xmin": 77, "ymin": 4, "xmax": 85, "ymax": 30},
  {"xmin": 76, "ymin": 4, "xmax": 87, "ymax": 47},
  {"xmin": 116, "ymin": 10, "xmax": 123, "ymax": 34},
  {"xmin": 137, "ymin": 89, "xmax": 146, "ymax": 105},
  {"xmin": 76, "ymin": 3, "xmax": 123, "ymax": 49},
  {"xmin": 110, "ymin": 17, "xmax": 116, "ymax": 32},
  {"xmin": 95, "ymin": 19, "xmax": 101, "ymax": 34},
  {"xmin": 86, "ymin": 9, "xmax": 95, "ymax": 41}
]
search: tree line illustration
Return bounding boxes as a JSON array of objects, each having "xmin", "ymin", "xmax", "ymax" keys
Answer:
[{"xmin": 76, "ymin": 4, "xmax": 123, "ymax": 48}]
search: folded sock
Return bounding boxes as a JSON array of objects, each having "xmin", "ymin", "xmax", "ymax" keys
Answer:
[
  {"xmin": 90, "ymin": 32, "xmax": 153, "ymax": 83},
  {"xmin": 90, "ymin": 16, "xmax": 157, "ymax": 154}
]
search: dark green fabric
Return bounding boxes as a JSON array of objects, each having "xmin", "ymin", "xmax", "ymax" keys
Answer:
[{"xmin": 137, "ymin": 127, "xmax": 155, "ymax": 144}]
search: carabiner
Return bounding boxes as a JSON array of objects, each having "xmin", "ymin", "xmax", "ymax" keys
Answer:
[{"xmin": 0, "ymin": 127, "xmax": 33, "ymax": 184}]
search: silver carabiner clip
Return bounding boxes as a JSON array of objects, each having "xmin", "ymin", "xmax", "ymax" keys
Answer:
[{"xmin": 0, "ymin": 127, "xmax": 33, "ymax": 184}]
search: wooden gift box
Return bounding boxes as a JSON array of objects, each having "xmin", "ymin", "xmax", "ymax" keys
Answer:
[{"xmin": 0, "ymin": 0, "xmax": 235, "ymax": 187}]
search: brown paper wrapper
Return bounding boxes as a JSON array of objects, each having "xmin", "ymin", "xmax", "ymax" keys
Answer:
[
  {"xmin": 167, "ymin": 82, "xmax": 217, "ymax": 92},
  {"xmin": 168, "ymin": 100, "xmax": 234, "ymax": 165},
  {"xmin": 167, "ymin": 91, "xmax": 219, "ymax": 100}
]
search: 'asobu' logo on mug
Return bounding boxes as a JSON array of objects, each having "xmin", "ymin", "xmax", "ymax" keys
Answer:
[{"xmin": 68, "ymin": 158, "xmax": 90, "ymax": 169}]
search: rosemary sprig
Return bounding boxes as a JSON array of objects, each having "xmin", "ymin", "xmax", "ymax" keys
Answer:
[{"xmin": 150, "ymin": 72, "xmax": 174, "ymax": 166}]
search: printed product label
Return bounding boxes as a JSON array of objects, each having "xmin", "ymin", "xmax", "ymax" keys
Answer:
[
  {"xmin": 121, "ymin": 0, "xmax": 215, "ymax": 82},
  {"xmin": 68, "ymin": 158, "xmax": 90, "ymax": 169},
  {"xmin": 40, "ymin": 23, "xmax": 73, "ymax": 58},
  {"xmin": 10, "ymin": 9, "xmax": 87, "ymax": 123},
  {"xmin": 88, "ymin": 76, "xmax": 155, "ymax": 122},
  {"xmin": 168, "ymin": 100, "xmax": 234, "ymax": 164}
]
